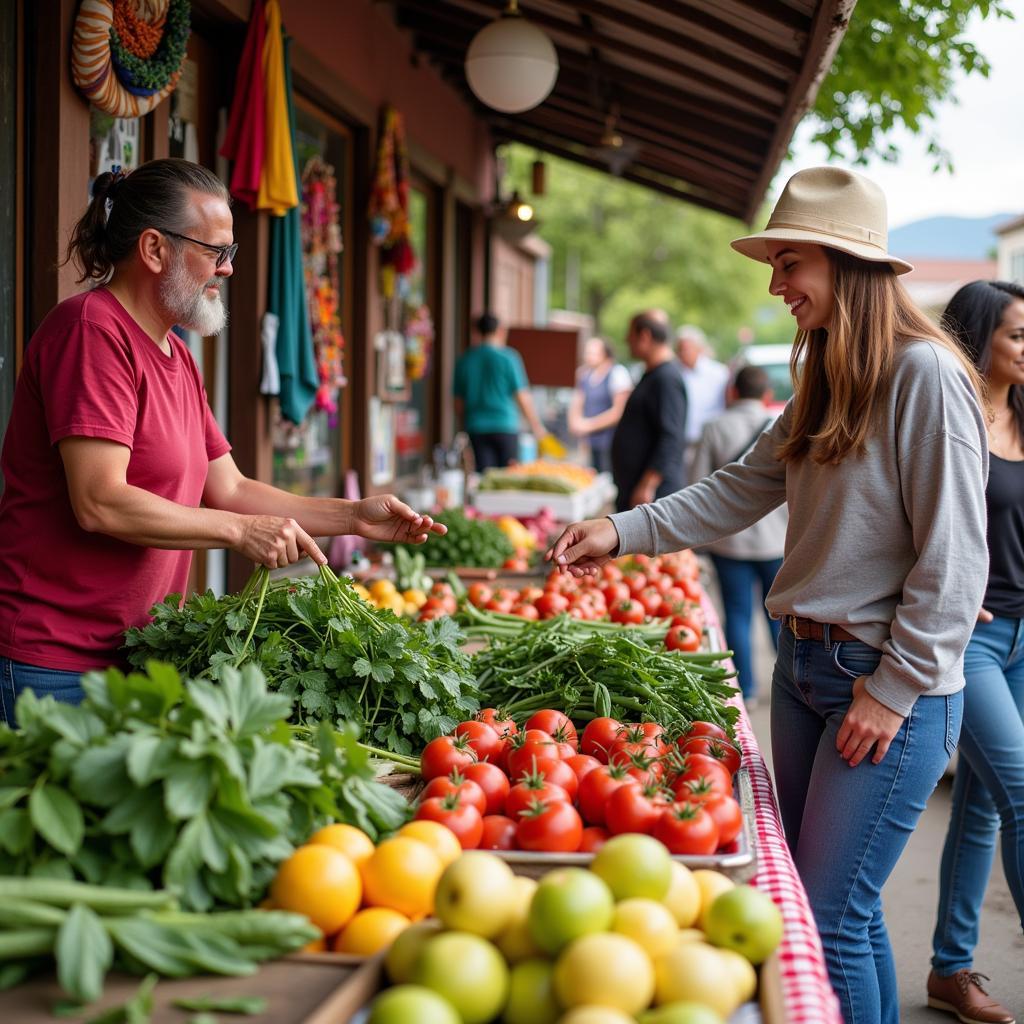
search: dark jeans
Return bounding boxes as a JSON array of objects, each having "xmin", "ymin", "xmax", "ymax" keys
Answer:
[
  {"xmin": 772, "ymin": 627, "xmax": 961, "ymax": 1024},
  {"xmin": 0, "ymin": 657, "xmax": 85, "ymax": 724},
  {"xmin": 709, "ymin": 552, "xmax": 783, "ymax": 701},
  {"xmin": 932, "ymin": 614, "xmax": 1024, "ymax": 974},
  {"xmin": 469, "ymin": 432, "xmax": 518, "ymax": 471},
  {"xmin": 591, "ymin": 446, "xmax": 612, "ymax": 474}
]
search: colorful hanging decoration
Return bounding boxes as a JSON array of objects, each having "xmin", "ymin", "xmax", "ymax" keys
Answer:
[
  {"xmin": 367, "ymin": 106, "xmax": 416, "ymax": 298},
  {"xmin": 72, "ymin": 0, "xmax": 190, "ymax": 118},
  {"xmin": 300, "ymin": 155, "xmax": 348, "ymax": 414},
  {"xmin": 404, "ymin": 304, "xmax": 434, "ymax": 382},
  {"xmin": 219, "ymin": 0, "xmax": 297, "ymax": 215}
]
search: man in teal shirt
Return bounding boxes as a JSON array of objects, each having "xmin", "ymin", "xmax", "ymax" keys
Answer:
[{"xmin": 453, "ymin": 313, "xmax": 545, "ymax": 470}]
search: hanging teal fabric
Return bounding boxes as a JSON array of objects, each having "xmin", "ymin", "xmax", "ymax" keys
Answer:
[{"xmin": 268, "ymin": 34, "xmax": 318, "ymax": 424}]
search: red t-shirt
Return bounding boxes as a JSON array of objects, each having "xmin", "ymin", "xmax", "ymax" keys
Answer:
[{"xmin": 0, "ymin": 288, "xmax": 231, "ymax": 671}]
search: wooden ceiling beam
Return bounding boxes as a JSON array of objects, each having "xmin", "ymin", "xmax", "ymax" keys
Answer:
[
  {"xmin": 429, "ymin": 0, "xmax": 788, "ymax": 108},
  {"xmin": 558, "ymin": 0, "xmax": 799, "ymax": 80},
  {"xmin": 394, "ymin": 6, "xmax": 779, "ymax": 130}
]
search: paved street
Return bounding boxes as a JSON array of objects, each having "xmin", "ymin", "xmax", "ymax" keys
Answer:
[{"xmin": 739, "ymin": 609, "xmax": 1024, "ymax": 1023}]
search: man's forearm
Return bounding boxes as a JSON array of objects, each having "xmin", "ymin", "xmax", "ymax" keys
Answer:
[
  {"xmin": 516, "ymin": 390, "xmax": 545, "ymax": 437},
  {"xmin": 212, "ymin": 477, "xmax": 354, "ymax": 536},
  {"xmin": 77, "ymin": 482, "xmax": 243, "ymax": 550}
]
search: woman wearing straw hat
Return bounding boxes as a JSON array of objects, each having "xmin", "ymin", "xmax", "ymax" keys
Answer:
[{"xmin": 547, "ymin": 166, "xmax": 989, "ymax": 1024}]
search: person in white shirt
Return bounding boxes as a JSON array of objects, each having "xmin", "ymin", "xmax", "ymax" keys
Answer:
[
  {"xmin": 677, "ymin": 324, "xmax": 729, "ymax": 481},
  {"xmin": 568, "ymin": 337, "xmax": 633, "ymax": 473},
  {"xmin": 691, "ymin": 365, "xmax": 788, "ymax": 704}
]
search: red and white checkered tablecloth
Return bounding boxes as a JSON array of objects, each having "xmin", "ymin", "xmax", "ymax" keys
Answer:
[{"xmin": 703, "ymin": 597, "xmax": 843, "ymax": 1024}]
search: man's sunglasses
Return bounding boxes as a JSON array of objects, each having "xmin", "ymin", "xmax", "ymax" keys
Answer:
[{"xmin": 161, "ymin": 230, "xmax": 238, "ymax": 269}]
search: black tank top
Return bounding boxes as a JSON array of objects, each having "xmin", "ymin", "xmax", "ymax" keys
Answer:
[{"xmin": 984, "ymin": 454, "xmax": 1024, "ymax": 618}]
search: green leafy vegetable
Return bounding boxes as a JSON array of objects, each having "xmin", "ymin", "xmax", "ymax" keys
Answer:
[
  {"xmin": 401, "ymin": 507, "xmax": 514, "ymax": 568},
  {"xmin": 0, "ymin": 664, "xmax": 408, "ymax": 909},
  {"xmin": 173, "ymin": 995, "xmax": 267, "ymax": 1014},
  {"xmin": 124, "ymin": 566, "xmax": 479, "ymax": 755}
]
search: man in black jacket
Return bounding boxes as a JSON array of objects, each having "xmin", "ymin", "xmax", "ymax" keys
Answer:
[{"xmin": 610, "ymin": 310, "xmax": 689, "ymax": 512}]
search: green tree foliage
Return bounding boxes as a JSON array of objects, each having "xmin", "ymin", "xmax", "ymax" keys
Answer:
[
  {"xmin": 501, "ymin": 146, "xmax": 770, "ymax": 357},
  {"xmin": 809, "ymin": 0, "xmax": 1013, "ymax": 169}
]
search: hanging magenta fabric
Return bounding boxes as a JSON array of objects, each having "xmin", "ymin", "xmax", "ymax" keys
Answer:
[{"xmin": 219, "ymin": 0, "xmax": 266, "ymax": 209}]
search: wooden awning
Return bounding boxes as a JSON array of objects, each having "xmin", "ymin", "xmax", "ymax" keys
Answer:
[{"xmin": 385, "ymin": 0, "xmax": 856, "ymax": 221}]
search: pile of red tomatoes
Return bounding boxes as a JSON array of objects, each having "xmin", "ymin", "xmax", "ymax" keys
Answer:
[
  {"xmin": 445, "ymin": 552, "xmax": 708, "ymax": 653},
  {"xmin": 414, "ymin": 707, "xmax": 744, "ymax": 859}
]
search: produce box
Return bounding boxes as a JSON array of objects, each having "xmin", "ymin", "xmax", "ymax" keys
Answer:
[
  {"xmin": 320, "ymin": 949, "xmax": 787, "ymax": 1024},
  {"xmin": 473, "ymin": 473, "xmax": 616, "ymax": 521},
  {"xmin": 0, "ymin": 959, "xmax": 362, "ymax": 1024},
  {"xmin": 493, "ymin": 767, "xmax": 758, "ymax": 883}
]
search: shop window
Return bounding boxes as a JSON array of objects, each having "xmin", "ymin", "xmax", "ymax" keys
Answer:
[
  {"xmin": 271, "ymin": 100, "xmax": 352, "ymax": 497},
  {"xmin": 89, "ymin": 105, "xmax": 142, "ymax": 190},
  {"xmin": 393, "ymin": 182, "xmax": 436, "ymax": 480}
]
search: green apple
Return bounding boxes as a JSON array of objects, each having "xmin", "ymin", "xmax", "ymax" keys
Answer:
[
  {"xmin": 411, "ymin": 931, "xmax": 509, "ymax": 1024},
  {"xmin": 652, "ymin": 941, "xmax": 740, "ymax": 1018},
  {"xmin": 590, "ymin": 834, "xmax": 672, "ymax": 901},
  {"xmin": 638, "ymin": 1002, "xmax": 725, "ymax": 1024},
  {"xmin": 384, "ymin": 918, "xmax": 443, "ymax": 984},
  {"xmin": 434, "ymin": 850, "xmax": 519, "ymax": 937},
  {"xmin": 528, "ymin": 868, "xmax": 614, "ymax": 954},
  {"xmin": 558, "ymin": 1009, "xmax": 636, "ymax": 1024},
  {"xmin": 367, "ymin": 984, "xmax": 460, "ymax": 1024},
  {"xmin": 702, "ymin": 885, "xmax": 783, "ymax": 965},
  {"xmin": 503, "ymin": 958, "xmax": 560, "ymax": 1024},
  {"xmin": 495, "ymin": 876, "xmax": 542, "ymax": 963}
]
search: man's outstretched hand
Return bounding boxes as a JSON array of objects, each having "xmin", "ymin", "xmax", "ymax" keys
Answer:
[
  {"xmin": 351, "ymin": 495, "xmax": 447, "ymax": 544},
  {"xmin": 545, "ymin": 517, "xmax": 620, "ymax": 576}
]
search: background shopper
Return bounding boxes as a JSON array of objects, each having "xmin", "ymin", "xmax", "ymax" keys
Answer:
[
  {"xmin": 609, "ymin": 310, "xmax": 688, "ymax": 512},
  {"xmin": 691, "ymin": 365, "xmax": 787, "ymax": 704},
  {"xmin": 548, "ymin": 167, "xmax": 988, "ymax": 1024},
  {"xmin": 568, "ymin": 336, "xmax": 633, "ymax": 473},
  {"xmin": 452, "ymin": 312, "xmax": 545, "ymax": 471},
  {"xmin": 0, "ymin": 159, "xmax": 443, "ymax": 717},
  {"xmin": 927, "ymin": 280, "xmax": 1024, "ymax": 1024},
  {"xmin": 677, "ymin": 324, "xmax": 729, "ymax": 481}
]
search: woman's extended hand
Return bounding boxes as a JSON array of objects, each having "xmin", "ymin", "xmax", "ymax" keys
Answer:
[
  {"xmin": 350, "ymin": 495, "xmax": 447, "ymax": 545},
  {"xmin": 546, "ymin": 517, "xmax": 620, "ymax": 576},
  {"xmin": 836, "ymin": 675, "xmax": 906, "ymax": 767}
]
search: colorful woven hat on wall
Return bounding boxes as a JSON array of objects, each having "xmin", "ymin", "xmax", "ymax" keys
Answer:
[{"xmin": 71, "ymin": 0, "xmax": 191, "ymax": 118}]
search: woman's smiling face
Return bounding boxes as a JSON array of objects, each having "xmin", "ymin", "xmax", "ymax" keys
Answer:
[{"xmin": 767, "ymin": 242, "xmax": 835, "ymax": 332}]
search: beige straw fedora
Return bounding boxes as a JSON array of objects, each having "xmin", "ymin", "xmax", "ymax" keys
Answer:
[{"xmin": 731, "ymin": 166, "xmax": 914, "ymax": 275}]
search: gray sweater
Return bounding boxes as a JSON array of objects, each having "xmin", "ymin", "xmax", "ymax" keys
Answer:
[{"xmin": 610, "ymin": 341, "xmax": 989, "ymax": 716}]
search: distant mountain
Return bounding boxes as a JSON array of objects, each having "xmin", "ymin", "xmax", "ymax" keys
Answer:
[{"xmin": 889, "ymin": 214, "xmax": 1014, "ymax": 261}]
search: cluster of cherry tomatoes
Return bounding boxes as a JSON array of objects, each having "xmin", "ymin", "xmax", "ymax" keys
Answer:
[
  {"xmin": 414, "ymin": 707, "xmax": 744, "ymax": 858},
  {"xmin": 419, "ymin": 552, "xmax": 709, "ymax": 654}
]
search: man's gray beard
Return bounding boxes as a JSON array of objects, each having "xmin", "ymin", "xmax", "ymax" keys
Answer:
[{"xmin": 159, "ymin": 255, "xmax": 228, "ymax": 336}]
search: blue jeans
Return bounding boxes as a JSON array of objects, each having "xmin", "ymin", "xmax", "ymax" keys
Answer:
[
  {"xmin": 710, "ymin": 553, "xmax": 783, "ymax": 700},
  {"xmin": 932, "ymin": 614, "xmax": 1024, "ymax": 974},
  {"xmin": 0, "ymin": 657, "xmax": 85, "ymax": 725},
  {"xmin": 771, "ymin": 627, "xmax": 961, "ymax": 1024}
]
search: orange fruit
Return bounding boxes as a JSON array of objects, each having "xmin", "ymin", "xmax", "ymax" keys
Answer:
[
  {"xmin": 270, "ymin": 844, "xmax": 362, "ymax": 935},
  {"xmin": 398, "ymin": 820, "xmax": 463, "ymax": 868},
  {"xmin": 301, "ymin": 937, "xmax": 327, "ymax": 953},
  {"xmin": 332, "ymin": 907, "xmax": 411, "ymax": 955},
  {"xmin": 359, "ymin": 836, "xmax": 444, "ymax": 918},
  {"xmin": 309, "ymin": 823, "xmax": 375, "ymax": 867}
]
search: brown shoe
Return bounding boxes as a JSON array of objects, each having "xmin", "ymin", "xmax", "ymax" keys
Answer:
[{"xmin": 927, "ymin": 969, "xmax": 1016, "ymax": 1024}]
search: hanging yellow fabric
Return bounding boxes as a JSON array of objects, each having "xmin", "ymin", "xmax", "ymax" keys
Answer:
[{"xmin": 256, "ymin": 0, "xmax": 298, "ymax": 215}]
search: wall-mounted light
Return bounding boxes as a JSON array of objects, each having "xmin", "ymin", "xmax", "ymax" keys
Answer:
[{"xmin": 465, "ymin": 0, "xmax": 559, "ymax": 114}]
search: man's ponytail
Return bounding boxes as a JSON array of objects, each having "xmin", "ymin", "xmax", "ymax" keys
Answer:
[{"xmin": 62, "ymin": 159, "xmax": 229, "ymax": 284}]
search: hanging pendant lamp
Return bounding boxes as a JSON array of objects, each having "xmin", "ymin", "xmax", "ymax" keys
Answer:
[{"xmin": 465, "ymin": 0, "xmax": 559, "ymax": 114}]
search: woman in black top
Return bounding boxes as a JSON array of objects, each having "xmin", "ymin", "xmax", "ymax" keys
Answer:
[{"xmin": 928, "ymin": 281, "xmax": 1024, "ymax": 1024}]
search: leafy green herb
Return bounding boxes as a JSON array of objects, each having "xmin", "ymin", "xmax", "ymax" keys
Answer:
[
  {"xmin": 84, "ymin": 974, "xmax": 157, "ymax": 1024},
  {"xmin": 472, "ymin": 619, "xmax": 739, "ymax": 734},
  {"xmin": 401, "ymin": 507, "xmax": 514, "ymax": 568},
  {"xmin": 0, "ymin": 664, "xmax": 408, "ymax": 909},
  {"xmin": 124, "ymin": 566, "xmax": 479, "ymax": 755}
]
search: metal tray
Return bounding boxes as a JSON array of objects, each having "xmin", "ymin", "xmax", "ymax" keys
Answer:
[{"xmin": 492, "ymin": 767, "xmax": 758, "ymax": 882}]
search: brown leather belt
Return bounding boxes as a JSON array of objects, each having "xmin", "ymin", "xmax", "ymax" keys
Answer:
[{"xmin": 784, "ymin": 615, "xmax": 859, "ymax": 643}]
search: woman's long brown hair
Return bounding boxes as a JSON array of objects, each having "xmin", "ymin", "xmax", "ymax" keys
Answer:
[{"xmin": 778, "ymin": 249, "xmax": 987, "ymax": 464}]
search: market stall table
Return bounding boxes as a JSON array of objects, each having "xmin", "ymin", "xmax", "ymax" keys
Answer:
[{"xmin": 703, "ymin": 594, "xmax": 842, "ymax": 1024}]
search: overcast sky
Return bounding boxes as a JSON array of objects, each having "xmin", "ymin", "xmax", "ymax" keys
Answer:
[{"xmin": 781, "ymin": 0, "xmax": 1024, "ymax": 227}]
